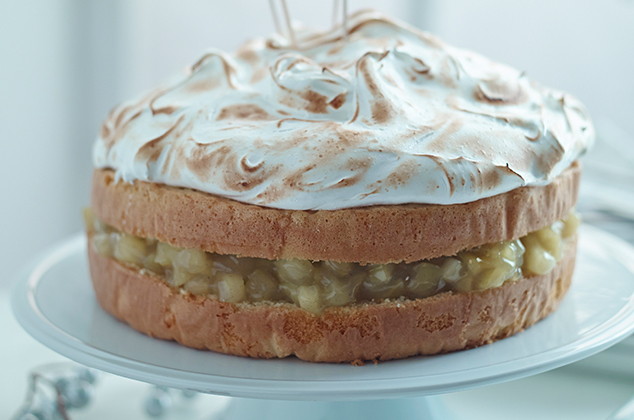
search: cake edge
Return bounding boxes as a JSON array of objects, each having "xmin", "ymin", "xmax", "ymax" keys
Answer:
[{"xmin": 90, "ymin": 162, "xmax": 580, "ymax": 264}]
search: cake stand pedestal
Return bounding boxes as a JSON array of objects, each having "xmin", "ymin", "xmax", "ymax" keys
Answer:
[
  {"xmin": 12, "ymin": 226, "xmax": 634, "ymax": 420},
  {"xmin": 217, "ymin": 397, "xmax": 453, "ymax": 420}
]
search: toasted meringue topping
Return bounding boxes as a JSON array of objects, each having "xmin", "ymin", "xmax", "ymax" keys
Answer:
[{"xmin": 93, "ymin": 10, "xmax": 594, "ymax": 210}]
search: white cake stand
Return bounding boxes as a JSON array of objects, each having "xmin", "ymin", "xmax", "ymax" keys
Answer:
[{"xmin": 12, "ymin": 225, "xmax": 634, "ymax": 420}]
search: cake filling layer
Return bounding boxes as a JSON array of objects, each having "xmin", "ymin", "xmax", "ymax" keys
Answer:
[{"xmin": 84, "ymin": 209, "xmax": 579, "ymax": 314}]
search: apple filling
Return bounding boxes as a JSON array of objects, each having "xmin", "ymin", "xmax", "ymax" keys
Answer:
[{"xmin": 84, "ymin": 209, "xmax": 579, "ymax": 314}]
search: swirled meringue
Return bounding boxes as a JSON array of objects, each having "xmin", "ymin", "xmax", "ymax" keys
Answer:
[{"xmin": 93, "ymin": 10, "xmax": 594, "ymax": 210}]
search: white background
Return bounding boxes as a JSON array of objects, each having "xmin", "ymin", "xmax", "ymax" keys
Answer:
[{"xmin": 1, "ymin": 0, "xmax": 634, "ymax": 288}]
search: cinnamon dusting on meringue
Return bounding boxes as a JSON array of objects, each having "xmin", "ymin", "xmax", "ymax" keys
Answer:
[
  {"xmin": 217, "ymin": 104, "xmax": 271, "ymax": 120},
  {"xmin": 93, "ymin": 10, "xmax": 594, "ymax": 210},
  {"xmin": 474, "ymin": 79, "xmax": 527, "ymax": 105},
  {"xmin": 134, "ymin": 116, "xmax": 185, "ymax": 166},
  {"xmin": 186, "ymin": 79, "xmax": 221, "ymax": 93}
]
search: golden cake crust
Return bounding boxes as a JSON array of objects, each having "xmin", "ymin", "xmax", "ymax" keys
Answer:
[
  {"xmin": 87, "ymin": 236, "xmax": 576, "ymax": 363},
  {"xmin": 91, "ymin": 162, "xmax": 580, "ymax": 264}
]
